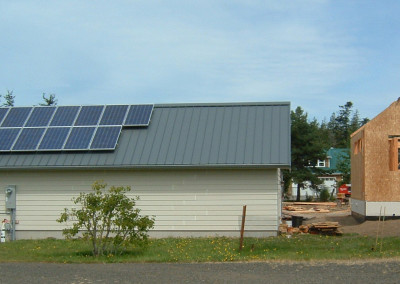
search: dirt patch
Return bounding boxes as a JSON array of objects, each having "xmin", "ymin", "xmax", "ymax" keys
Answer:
[{"xmin": 283, "ymin": 203, "xmax": 400, "ymax": 237}]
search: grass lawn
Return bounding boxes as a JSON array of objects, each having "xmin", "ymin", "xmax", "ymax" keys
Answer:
[{"xmin": 0, "ymin": 235, "xmax": 399, "ymax": 263}]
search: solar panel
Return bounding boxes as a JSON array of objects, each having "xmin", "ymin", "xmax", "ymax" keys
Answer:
[
  {"xmin": 64, "ymin": 127, "xmax": 96, "ymax": 150},
  {"xmin": 25, "ymin": 107, "xmax": 56, "ymax": 127},
  {"xmin": 50, "ymin": 106, "xmax": 80, "ymax": 126},
  {"xmin": 12, "ymin": 128, "xmax": 46, "ymax": 151},
  {"xmin": 0, "ymin": 108, "xmax": 9, "ymax": 124},
  {"xmin": 90, "ymin": 126, "xmax": 122, "ymax": 150},
  {"xmin": 99, "ymin": 105, "xmax": 129, "ymax": 125},
  {"xmin": 124, "ymin": 105, "xmax": 153, "ymax": 126},
  {"xmin": 1, "ymin": 107, "xmax": 32, "ymax": 127},
  {"xmin": 0, "ymin": 128, "xmax": 20, "ymax": 151},
  {"xmin": 39, "ymin": 127, "xmax": 71, "ymax": 150},
  {"xmin": 0, "ymin": 104, "xmax": 153, "ymax": 153},
  {"xmin": 74, "ymin": 106, "xmax": 104, "ymax": 126}
]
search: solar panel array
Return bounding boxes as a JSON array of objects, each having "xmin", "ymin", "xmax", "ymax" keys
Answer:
[{"xmin": 0, "ymin": 104, "xmax": 153, "ymax": 152}]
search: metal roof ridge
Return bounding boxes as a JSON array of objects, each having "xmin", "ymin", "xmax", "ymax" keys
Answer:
[{"xmin": 154, "ymin": 101, "xmax": 291, "ymax": 108}]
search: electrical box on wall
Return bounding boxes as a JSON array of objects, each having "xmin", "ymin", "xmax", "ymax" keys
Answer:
[{"xmin": 5, "ymin": 185, "xmax": 16, "ymax": 209}]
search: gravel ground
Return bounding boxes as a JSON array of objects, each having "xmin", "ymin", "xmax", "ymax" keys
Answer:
[
  {"xmin": 1, "ymin": 260, "xmax": 400, "ymax": 284},
  {"xmin": 285, "ymin": 203, "xmax": 400, "ymax": 237}
]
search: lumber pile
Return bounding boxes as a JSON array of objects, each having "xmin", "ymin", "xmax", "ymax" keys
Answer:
[
  {"xmin": 279, "ymin": 222, "xmax": 342, "ymax": 236},
  {"xmin": 287, "ymin": 202, "xmax": 337, "ymax": 207},
  {"xmin": 283, "ymin": 205, "xmax": 330, "ymax": 213},
  {"xmin": 308, "ymin": 222, "xmax": 343, "ymax": 236}
]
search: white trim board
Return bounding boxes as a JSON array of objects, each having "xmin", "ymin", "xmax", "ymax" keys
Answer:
[{"xmin": 351, "ymin": 199, "xmax": 400, "ymax": 217}]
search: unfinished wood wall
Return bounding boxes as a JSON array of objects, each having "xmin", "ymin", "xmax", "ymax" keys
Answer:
[
  {"xmin": 351, "ymin": 129, "xmax": 365, "ymax": 200},
  {"xmin": 357, "ymin": 101, "xmax": 400, "ymax": 202}
]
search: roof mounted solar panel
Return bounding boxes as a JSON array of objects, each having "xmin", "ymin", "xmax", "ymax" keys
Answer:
[
  {"xmin": 39, "ymin": 127, "xmax": 71, "ymax": 150},
  {"xmin": 0, "ymin": 108, "xmax": 10, "ymax": 125},
  {"xmin": 50, "ymin": 106, "xmax": 80, "ymax": 126},
  {"xmin": 90, "ymin": 126, "xmax": 122, "ymax": 150},
  {"xmin": 124, "ymin": 105, "xmax": 153, "ymax": 126},
  {"xmin": 64, "ymin": 127, "xmax": 96, "ymax": 150},
  {"xmin": 12, "ymin": 128, "xmax": 46, "ymax": 151},
  {"xmin": 74, "ymin": 106, "xmax": 104, "ymax": 126},
  {"xmin": 0, "ymin": 128, "xmax": 20, "ymax": 151},
  {"xmin": 25, "ymin": 107, "xmax": 56, "ymax": 127},
  {"xmin": 0, "ymin": 103, "xmax": 154, "ymax": 153},
  {"xmin": 100, "ymin": 105, "xmax": 129, "ymax": 125},
  {"xmin": 1, "ymin": 107, "xmax": 32, "ymax": 127}
]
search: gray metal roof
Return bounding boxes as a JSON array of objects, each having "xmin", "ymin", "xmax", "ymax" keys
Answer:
[{"xmin": 0, "ymin": 102, "xmax": 291, "ymax": 169}]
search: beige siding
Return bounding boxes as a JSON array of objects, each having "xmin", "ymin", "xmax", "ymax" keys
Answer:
[{"xmin": 0, "ymin": 168, "xmax": 280, "ymax": 237}]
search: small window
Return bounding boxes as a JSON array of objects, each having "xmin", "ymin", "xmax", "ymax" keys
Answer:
[
  {"xmin": 354, "ymin": 139, "xmax": 363, "ymax": 155},
  {"xmin": 316, "ymin": 159, "xmax": 326, "ymax": 167}
]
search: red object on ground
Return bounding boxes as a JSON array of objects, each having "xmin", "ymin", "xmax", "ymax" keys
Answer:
[{"xmin": 338, "ymin": 184, "xmax": 351, "ymax": 197}]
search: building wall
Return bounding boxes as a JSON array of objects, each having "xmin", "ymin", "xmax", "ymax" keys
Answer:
[
  {"xmin": 358, "ymin": 102, "xmax": 400, "ymax": 202},
  {"xmin": 351, "ymin": 129, "xmax": 365, "ymax": 200},
  {"xmin": 0, "ymin": 168, "xmax": 280, "ymax": 239}
]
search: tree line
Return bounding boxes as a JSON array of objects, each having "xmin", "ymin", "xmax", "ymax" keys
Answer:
[
  {"xmin": 285, "ymin": 102, "xmax": 368, "ymax": 201},
  {"xmin": 1, "ymin": 90, "xmax": 57, "ymax": 107}
]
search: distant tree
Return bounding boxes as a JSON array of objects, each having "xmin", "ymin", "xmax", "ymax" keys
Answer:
[
  {"xmin": 40, "ymin": 93, "xmax": 57, "ymax": 106},
  {"xmin": 325, "ymin": 102, "xmax": 368, "ymax": 148},
  {"xmin": 1, "ymin": 90, "xmax": 15, "ymax": 107},
  {"xmin": 335, "ymin": 150, "xmax": 351, "ymax": 186},
  {"xmin": 318, "ymin": 119, "xmax": 332, "ymax": 150},
  {"xmin": 285, "ymin": 107, "xmax": 327, "ymax": 201}
]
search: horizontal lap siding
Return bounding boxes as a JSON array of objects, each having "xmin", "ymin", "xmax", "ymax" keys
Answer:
[{"xmin": 0, "ymin": 169, "xmax": 279, "ymax": 232}]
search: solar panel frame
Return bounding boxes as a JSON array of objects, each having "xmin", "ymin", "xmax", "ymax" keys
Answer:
[
  {"xmin": 123, "ymin": 104, "xmax": 154, "ymax": 126},
  {"xmin": 74, "ymin": 105, "xmax": 104, "ymax": 126},
  {"xmin": 64, "ymin": 127, "xmax": 96, "ymax": 150},
  {"xmin": 0, "ymin": 108, "xmax": 10, "ymax": 125},
  {"xmin": 1, "ymin": 107, "xmax": 33, "ymax": 127},
  {"xmin": 50, "ymin": 106, "xmax": 81, "ymax": 126},
  {"xmin": 0, "ymin": 128, "xmax": 21, "ymax": 151},
  {"xmin": 38, "ymin": 127, "xmax": 71, "ymax": 151},
  {"xmin": 25, "ymin": 106, "xmax": 57, "ymax": 127},
  {"xmin": 90, "ymin": 126, "xmax": 122, "ymax": 150},
  {"xmin": 99, "ymin": 105, "xmax": 129, "ymax": 126},
  {"xmin": 12, "ymin": 127, "xmax": 46, "ymax": 151}
]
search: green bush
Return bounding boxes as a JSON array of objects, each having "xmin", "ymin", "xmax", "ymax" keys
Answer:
[
  {"xmin": 319, "ymin": 188, "xmax": 330, "ymax": 202},
  {"xmin": 57, "ymin": 181, "xmax": 155, "ymax": 256}
]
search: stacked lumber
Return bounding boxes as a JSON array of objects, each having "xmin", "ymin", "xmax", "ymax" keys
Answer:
[
  {"xmin": 284, "ymin": 205, "xmax": 306, "ymax": 211},
  {"xmin": 308, "ymin": 222, "xmax": 343, "ymax": 236},
  {"xmin": 278, "ymin": 224, "xmax": 309, "ymax": 234},
  {"xmin": 287, "ymin": 202, "xmax": 337, "ymax": 207},
  {"xmin": 283, "ymin": 205, "xmax": 330, "ymax": 213},
  {"xmin": 279, "ymin": 222, "xmax": 342, "ymax": 236}
]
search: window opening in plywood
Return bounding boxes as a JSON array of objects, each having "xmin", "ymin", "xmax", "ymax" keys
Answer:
[
  {"xmin": 354, "ymin": 138, "xmax": 363, "ymax": 155},
  {"xmin": 389, "ymin": 138, "xmax": 399, "ymax": 171}
]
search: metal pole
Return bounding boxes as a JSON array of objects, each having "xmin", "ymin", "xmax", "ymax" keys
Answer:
[{"xmin": 11, "ymin": 209, "xmax": 16, "ymax": 241}]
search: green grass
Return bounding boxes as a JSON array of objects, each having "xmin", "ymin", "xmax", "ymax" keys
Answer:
[{"xmin": 0, "ymin": 235, "xmax": 399, "ymax": 263}]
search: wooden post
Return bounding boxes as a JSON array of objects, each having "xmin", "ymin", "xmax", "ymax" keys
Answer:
[{"xmin": 239, "ymin": 205, "xmax": 247, "ymax": 252}]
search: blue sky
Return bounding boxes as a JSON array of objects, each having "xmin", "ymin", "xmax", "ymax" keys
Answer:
[{"xmin": 1, "ymin": 1, "xmax": 399, "ymax": 121}]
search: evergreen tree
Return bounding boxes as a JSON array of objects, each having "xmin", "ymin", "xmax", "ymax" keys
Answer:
[
  {"xmin": 287, "ymin": 107, "xmax": 327, "ymax": 201},
  {"xmin": 1, "ymin": 90, "xmax": 15, "ymax": 107},
  {"xmin": 40, "ymin": 93, "xmax": 57, "ymax": 106}
]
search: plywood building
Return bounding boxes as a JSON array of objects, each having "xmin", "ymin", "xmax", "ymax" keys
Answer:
[
  {"xmin": 0, "ymin": 102, "xmax": 291, "ymax": 239},
  {"xmin": 351, "ymin": 100, "xmax": 400, "ymax": 219}
]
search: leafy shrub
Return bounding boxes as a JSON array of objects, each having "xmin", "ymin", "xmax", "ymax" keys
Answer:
[
  {"xmin": 305, "ymin": 194, "xmax": 314, "ymax": 202},
  {"xmin": 319, "ymin": 188, "xmax": 330, "ymax": 202},
  {"xmin": 57, "ymin": 181, "xmax": 155, "ymax": 256}
]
